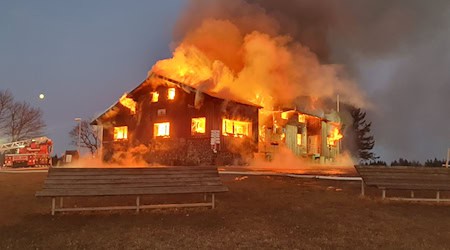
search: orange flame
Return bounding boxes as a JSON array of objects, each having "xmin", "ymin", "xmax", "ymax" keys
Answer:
[
  {"xmin": 119, "ymin": 93, "xmax": 136, "ymax": 114},
  {"xmin": 327, "ymin": 128, "xmax": 343, "ymax": 146}
]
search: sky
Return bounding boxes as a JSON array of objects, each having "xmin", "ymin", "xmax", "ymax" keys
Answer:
[
  {"xmin": 0, "ymin": 0, "xmax": 185, "ymax": 156},
  {"xmin": 1, "ymin": 0, "xmax": 449, "ymax": 162}
]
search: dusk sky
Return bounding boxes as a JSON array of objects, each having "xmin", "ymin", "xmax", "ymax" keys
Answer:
[
  {"xmin": 1, "ymin": 0, "xmax": 449, "ymax": 162},
  {"xmin": 1, "ymin": 0, "xmax": 185, "ymax": 155}
]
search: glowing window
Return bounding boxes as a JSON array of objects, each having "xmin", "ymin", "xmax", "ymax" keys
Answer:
[
  {"xmin": 113, "ymin": 126, "xmax": 128, "ymax": 141},
  {"xmin": 298, "ymin": 114, "xmax": 306, "ymax": 123},
  {"xmin": 191, "ymin": 117, "xmax": 206, "ymax": 134},
  {"xmin": 168, "ymin": 88, "xmax": 175, "ymax": 100},
  {"xmin": 222, "ymin": 119, "xmax": 251, "ymax": 137},
  {"xmin": 281, "ymin": 112, "xmax": 289, "ymax": 120},
  {"xmin": 154, "ymin": 122, "xmax": 170, "ymax": 138},
  {"xmin": 297, "ymin": 134, "xmax": 302, "ymax": 145},
  {"xmin": 151, "ymin": 92, "xmax": 159, "ymax": 102}
]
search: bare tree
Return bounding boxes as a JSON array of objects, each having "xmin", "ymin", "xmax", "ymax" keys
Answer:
[
  {"xmin": 0, "ymin": 90, "xmax": 13, "ymax": 126},
  {"xmin": 0, "ymin": 90, "xmax": 46, "ymax": 142},
  {"xmin": 69, "ymin": 120, "xmax": 99, "ymax": 155},
  {"xmin": 2, "ymin": 101, "xmax": 46, "ymax": 141}
]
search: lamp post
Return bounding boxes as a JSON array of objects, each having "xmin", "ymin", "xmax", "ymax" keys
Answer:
[{"xmin": 74, "ymin": 118, "xmax": 82, "ymax": 154}]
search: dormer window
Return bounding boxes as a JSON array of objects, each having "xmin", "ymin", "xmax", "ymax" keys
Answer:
[{"xmin": 168, "ymin": 88, "xmax": 175, "ymax": 100}]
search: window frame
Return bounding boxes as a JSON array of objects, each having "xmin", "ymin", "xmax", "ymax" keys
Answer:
[
  {"xmin": 153, "ymin": 122, "xmax": 170, "ymax": 138},
  {"xmin": 222, "ymin": 118, "xmax": 251, "ymax": 137},
  {"xmin": 167, "ymin": 88, "xmax": 176, "ymax": 100},
  {"xmin": 113, "ymin": 126, "xmax": 128, "ymax": 141},
  {"xmin": 191, "ymin": 117, "xmax": 206, "ymax": 135}
]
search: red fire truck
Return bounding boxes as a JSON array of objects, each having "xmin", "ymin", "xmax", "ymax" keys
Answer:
[{"xmin": 0, "ymin": 137, "xmax": 53, "ymax": 168}]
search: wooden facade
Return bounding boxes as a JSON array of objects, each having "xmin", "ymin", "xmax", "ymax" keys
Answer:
[
  {"xmin": 93, "ymin": 76, "xmax": 260, "ymax": 166},
  {"xmin": 260, "ymin": 110, "xmax": 341, "ymax": 163}
]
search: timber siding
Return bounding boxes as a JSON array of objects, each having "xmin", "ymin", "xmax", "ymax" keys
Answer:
[{"xmin": 95, "ymin": 81, "xmax": 260, "ymax": 166}]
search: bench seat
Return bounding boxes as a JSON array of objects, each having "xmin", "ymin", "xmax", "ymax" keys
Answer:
[
  {"xmin": 36, "ymin": 166, "xmax": 228, "ymax": 215},
  {"xmin": 355, "ymin": 165, "xmax": 450, "ymax": 202}
]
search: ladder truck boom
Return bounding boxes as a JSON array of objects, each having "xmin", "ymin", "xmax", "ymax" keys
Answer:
[{"xmin": 1, "ymin": 137, "xmax": 53, "ymax": 168}]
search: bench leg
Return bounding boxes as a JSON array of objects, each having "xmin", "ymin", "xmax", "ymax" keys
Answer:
[
  {"xmin": 136, "ymin": 196, "xmax": 140, "ymax": 213},
  {"xmin": 360, "ymin": 180, "xmax": 365, "ymax": 197},
  {"xmin": 51, "ymin": 198, "xmax": 56, "ymax": 216},
  {"xmin": 211, "ymin": 193, "xmax": 215, "ymax": 209},
  {"xmin": 381, "ymin": 189, "xmax": 386, "ymax": 200},
  {"xmin": 203, "ymin": 193, "xmax": 207, "ymax": 201},
  {"xmin": 437, "ymin": 191, "xmax": 440, "ymax": 203},
  {"xmin": 411, "ymin": 191, "xmax": 414, "ymax": 198},
  {"xmin": 60, "ymin": 197, "xmax": 64, "ymax": 208}
]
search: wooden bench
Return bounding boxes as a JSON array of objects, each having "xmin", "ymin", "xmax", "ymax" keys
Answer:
[
  {"xmin": 36, "ymin": 166, "xmax": 228, "ymax": 215},
  {"xmin": 355, "ymin": 165, "xmax": 450, "ymax": 202}
]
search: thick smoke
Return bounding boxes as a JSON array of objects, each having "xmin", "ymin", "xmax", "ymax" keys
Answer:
[
  {"xmin": 154, "ymin": 1, "xmax": 367, "ymax": 110},
  {"xmin": 172, "ymin": 0, "xmax": 450, "ymax": 161}
]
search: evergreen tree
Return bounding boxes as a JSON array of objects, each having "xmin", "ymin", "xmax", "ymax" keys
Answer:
[
  {"xmin": 390, "ymin": 158, "xmax": 422, "ymax": 167},
  {"xmin": 350, "ymin": 108, "xmax": 377, "ymax": 162},
  {"xmin": 424, "ymin": 158, "xmax": 445, "ymax": 167}
]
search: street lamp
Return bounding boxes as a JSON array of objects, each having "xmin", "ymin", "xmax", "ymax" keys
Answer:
[{"xmin": 74, "ymin": 118, "xmax": 82, "ymax": 154}]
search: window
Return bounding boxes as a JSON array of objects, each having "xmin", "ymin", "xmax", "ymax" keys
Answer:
[
  {"xmin": 298, "ymin": 114, "xmax": 306, "ymax": 123},
  {"xmin": 222, "ymin": 119, "xmax": 251, "ymax": 137},
  {"xmin": 297, "ymin": 134, "xmax": 302, "ymax": 145},
  {"xmin": 168, "ymin": 88, "xmax": 175, "ymax": 100},
  {"xmin": 154, "ymin": 122, "xmax": 170, "ymax": 138},
  {"xmin": 191, "ymin": 117, "xmax": 206, "ymax": 134},
  {"xmin": 157, "ymin": 109, "xmax": 166, "ymax": 116},
  {"xmin": 113, "ymin": 126, "xmax": 128, "ymax": 141},
  {"xmin": 151, "ymin": 92, "xmax": 159, "ymax": 102}
]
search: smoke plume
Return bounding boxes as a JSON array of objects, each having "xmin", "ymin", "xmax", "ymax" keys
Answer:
[{"xmin": 165, "ymin": 0, "xmax": 450, "ymax": 161}]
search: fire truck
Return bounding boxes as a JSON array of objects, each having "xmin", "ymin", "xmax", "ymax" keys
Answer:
[{"xmin": 0, "ymin": 137, "xmax": 53, "ymax": 168}]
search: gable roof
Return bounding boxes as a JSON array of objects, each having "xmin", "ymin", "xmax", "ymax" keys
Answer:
[
  {"xmin": 138, "ymin": 73, "xmax": 262, "ymax": 108},
  {"xmin": 91, "ymin": 72, "xmax": 261, "ymax": 125}
]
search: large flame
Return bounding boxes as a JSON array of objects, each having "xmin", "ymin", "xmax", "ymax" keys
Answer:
[
  {"xmin": 119, "ymin": 93, "xmax": 136, "ymax": 114},
  {"xmin": 151, "ymin": 18, "xmax": 366, "ymax": 111},
  {"xmin": 327, "ymin": 128, "xmax": 343, "ymax": 146}
]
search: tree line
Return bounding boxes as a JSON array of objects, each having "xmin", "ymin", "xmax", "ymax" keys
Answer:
[{"xmin": 364, "ymin": 158, "xmax": 447, "ymax": 167}]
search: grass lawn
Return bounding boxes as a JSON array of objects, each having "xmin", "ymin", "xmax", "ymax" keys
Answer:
[{"xmin": 0, "ymin": 172, "xmax": 449, "ymax": 249}]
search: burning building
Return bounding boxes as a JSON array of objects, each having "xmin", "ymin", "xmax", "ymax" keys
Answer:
[
  {"xmin": 259, "ymin": 106, "xmax": 343, "ymax": 164},
  {"xmin": 93, "ymin": 72, "xmax": 343, "ymax": 166},
  {"xmin": 91, "ymin": 1, "xmax": 360, "ymax": 166},
  {"xmin": 93, "ymin": 73, "xmax": 260, "ymax": 166}
]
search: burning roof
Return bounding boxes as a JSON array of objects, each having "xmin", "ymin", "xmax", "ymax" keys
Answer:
[{"xmin": 92, "ymin": 73, "xmax": 261, "ymax": 124}]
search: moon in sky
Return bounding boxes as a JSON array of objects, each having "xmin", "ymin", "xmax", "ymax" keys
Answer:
[{"xmin": 39, "ymin": 93, "xmax": 45, "ymax": 100}]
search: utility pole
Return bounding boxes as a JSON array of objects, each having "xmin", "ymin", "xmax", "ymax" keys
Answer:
[{"xmin": 75, "ymin": 118, "xmax": 82, "ymax": 155}]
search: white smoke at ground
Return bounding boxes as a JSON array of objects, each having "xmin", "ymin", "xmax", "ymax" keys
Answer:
[{"xmin": 248, "ymin": 146, "xmax": 356, "ymax": 175}]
